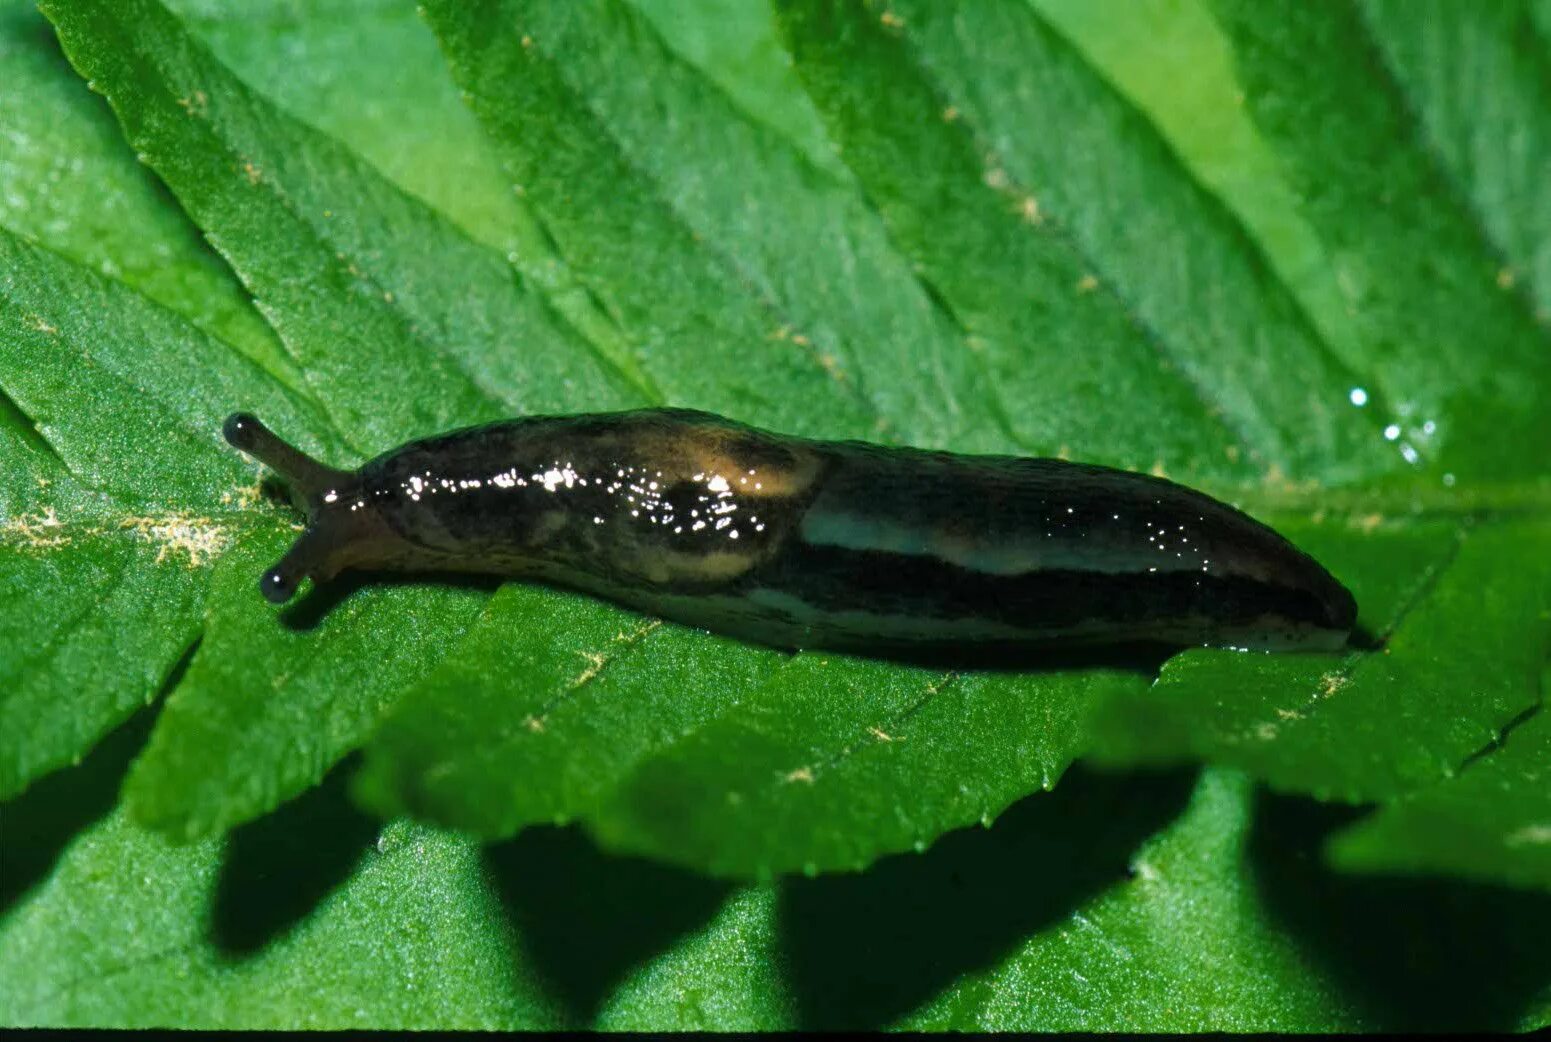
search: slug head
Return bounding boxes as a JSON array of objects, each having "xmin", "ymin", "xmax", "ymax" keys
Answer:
[{"xmin": 223, "ymin": 413, "xmax": 396, "ymax": 605}]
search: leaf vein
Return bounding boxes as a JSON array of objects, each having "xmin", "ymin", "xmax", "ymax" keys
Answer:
[
  {"xmin": 876, "ymin": 11, "xmax": 1254, "ymax": 463},
  {"xmin": 498, "ymin": 21, "xmax": 892, "ymax": 435}
]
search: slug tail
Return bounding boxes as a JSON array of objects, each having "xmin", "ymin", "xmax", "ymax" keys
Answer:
[{"xmin": 223, "ymin": 413, "xmax": 352, "ymax": 507}]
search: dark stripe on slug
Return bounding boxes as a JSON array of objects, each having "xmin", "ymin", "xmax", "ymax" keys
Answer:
[{"xmin": 747, "ymin": 540, "xmax": 1346, "ymax": 639}]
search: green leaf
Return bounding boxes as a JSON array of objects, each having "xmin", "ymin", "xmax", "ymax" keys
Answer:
[
  {"xmin": 38, "ymin": 0, "xmax": 648, "ymax": 838},
  {"xmin": 158, "ymin": 0, "xmax": 677, "ymax": 382},
  {"xmin": 10, "ymin": 757, "xmax": 1551, "ymax": 1030},
  {"xmin": 777, "ymin": 0, "xmax": 1397, "ymax": 484},
  {"xmin": 5, "ymin": 0, "xmax": 1551, "ymax": 1028},
  {"xmin": 1206, "ymin": 0, "xmax": 1551, "ymax": 478},
  {"xmin": 0, "ymin": 228, "xmax": 329, "ymax": 798},
  {"xmin": 41, "ymin": 0, "xmax": 643, "ymax": 447},
  {"xmin": 1079, "ymin": 0, "xmax": 1551, "ymax": 805},
  {"xmin": 1088, "ymin": 520, "xmax": 1551, "ymax": 801},
  {"xmin": 0, "ymin": 0, "xmax": 292, "ymax": 382},
  {"xmin": 353, "ymin": 0, "xmax": 1215, "ymax": 874},
  {"xmin": 358, "ymin": 578, "xmax": 1142, "ymax": 875},
  {"xmin": 1029, "ymin": 0, "xmax": 1364, "ymax": 361},
  {"xmin": 1327, "ymin": 669, "xmax": 1551, "ymax": 893},
  {"xmin": 164, "ymin": 0, "xmax": 541, "ymax": 258},
  {"xmin": 629, "ymin": 0, "xmax": 850, "ymax": 182},
  {"xmin": 1357, "ymin": 0, "xmax": 1551, "ymax": 321},
  {"xmin": 420, "ymin": 0, "xmax": 956, "ymax": 446},
  {"xmin": 123, "ymin": 530, "xmax": 489, "ymax": 839},
  {"xmin": 152, "ymin": 0, "xmax": 660, "ymax": 427},
  {"xmin": 353, "ymin": 588, "xmax": 790, "ymax": 837},
  {"xmin": 0, "ymin": 781, "xmax": 559, "ymax": 1027},
  {"xmin": 585, "ymin": 663, "xmax": 1141, "ymax": 876},
  {"xmin": 364, "ymin": 0, "xmax": 1551, "ymax": 880},
  {"xmin": 894, "ymin": 769, "xmax": 1551, "ymax": 1032}
]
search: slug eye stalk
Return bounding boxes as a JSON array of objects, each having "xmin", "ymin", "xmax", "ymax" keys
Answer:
[
  {"xmin": 222, "ymin": 413, "xmax": 371, "ymax": 605},
  {"xmin": 222, "ymin": 413, "xmax": 351, "ymax": 509}
]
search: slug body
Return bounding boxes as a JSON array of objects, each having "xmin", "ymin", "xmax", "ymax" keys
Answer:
[{"xmin": 223, "ymin": 408, "xmax": 1357, "ymax": 653}]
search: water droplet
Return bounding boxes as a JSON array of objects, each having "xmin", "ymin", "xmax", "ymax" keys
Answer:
[
  {"xmin": 1348, "ymin": 387, "xmax": 1368, "ymax": 406},
  {"xmin": 1383, "ymin": 424, "xmax": 1401, "ymax": 441}
]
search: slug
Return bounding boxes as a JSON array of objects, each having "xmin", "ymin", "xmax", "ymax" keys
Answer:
[{"xmin": 222, "ymin": 408, "xmax": 1356, "ymax": 653}]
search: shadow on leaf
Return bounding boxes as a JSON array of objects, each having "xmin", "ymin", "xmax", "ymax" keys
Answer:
[
  {"xmin": 1250, "ymin": 789, "xmax": 1551, "ymax": 1031},
  {"xmin": 209, "ymin": 753, "xmax": 379, "ymax": 957},
  {"xmin": 278, "ymin": 570, "xmax": 501, "ymax": 632},
  {"xmin": 485, "ymin": 825, "xmax": 732, "ymax": 1026},
  {"xmin": 776, "ymin": 764, "xmax": 1196, "ymax": 1029},
  {"xmin": 277, "ymin": 571, "xmax": 367, "ymax": 632},
  {"xmin": 0, "ymin": 701, "xmax": 159, "ymax": 917}
]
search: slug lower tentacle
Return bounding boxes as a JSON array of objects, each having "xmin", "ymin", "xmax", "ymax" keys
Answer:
[{"xmin": 221, "ymin": 408, "xmax": 1357, "ymax": 652}]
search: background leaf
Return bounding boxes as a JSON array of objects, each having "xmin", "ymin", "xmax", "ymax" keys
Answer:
[
  {"xmin": 41, "ymin": 0, "xmax": 644, "ymax": 838},
  {"xmin": 2, "ymin": 0, "xmax": 1549, "ymax": 1029},
  {"xmin": 0, "ymin": 227, "xmax": 330, "ymax": 800},
  {"xmin": 0, "ymin": 0, "xmax": 290, "ymax": 377},
  {"xmin": 1326, "ymin": 662, "xmax": 1551, "ymax": 892},
  {"xmin": 10, "ymin": 753, "xmax": 1551, "ymax": 1030},
  {"xmin": 357, "ymin": 0, "xmax": 1198, "ymax": 875},
  {"xmin": 1088, "ymin": 519, "xmax": 1551, "ymax": 804},
  {"xmin": 1206, "ymin": 0, "xmax": 1551, "ymax": 476}
]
